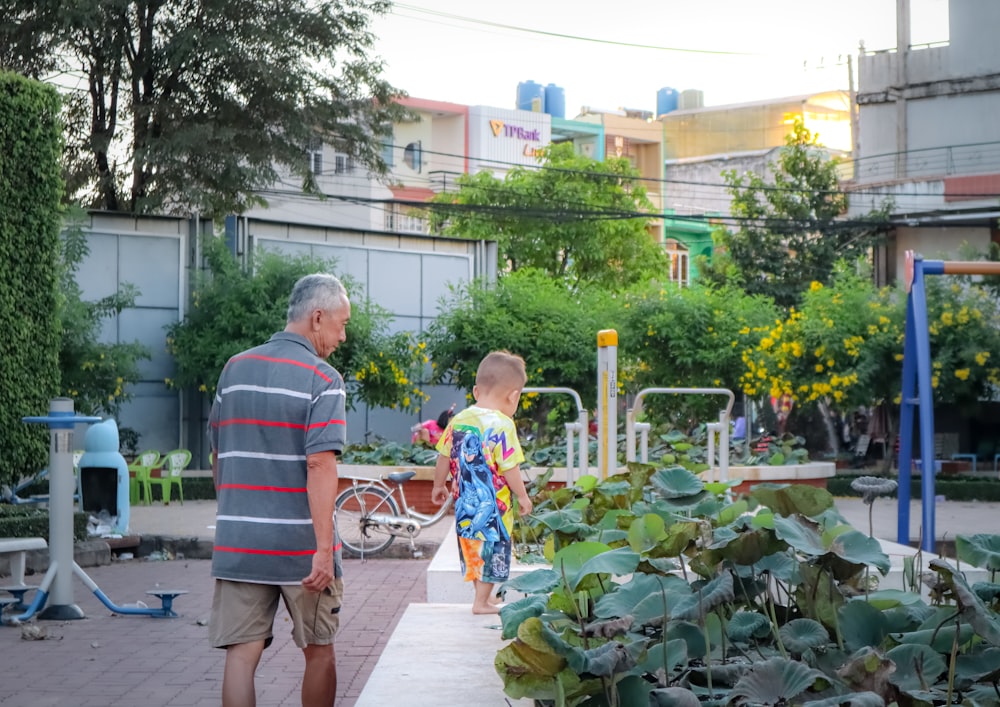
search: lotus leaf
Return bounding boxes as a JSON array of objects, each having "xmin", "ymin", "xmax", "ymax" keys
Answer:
[
  {"xmin": 729, "ymin": 657, "xmax": 826, "ymax": 704},
  {"xmin": 886, "ymin": 643, "xmax": 947, "ymax": 692},
  {"xmin": 956, "ymin": 533, "xmax": 1000, "ymax": 572},
  {"xmin": 780, "ymin": 618, "xmax": 830, "ymax": 654}
]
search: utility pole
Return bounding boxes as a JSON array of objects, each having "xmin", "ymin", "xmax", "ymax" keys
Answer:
[
  {"xmin": 895, "ymin": 0, "xmax": 910, "ymax": 179},
  {"xmin": 848, "ymin": 52, "xmax": 859, "ymax": 181}
]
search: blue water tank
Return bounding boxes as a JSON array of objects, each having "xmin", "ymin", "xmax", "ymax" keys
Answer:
[
  {"xmin": 517, "ymin": 80, "xmax": 545, "ymax": 113},
  {"xmin": 544, "ymin": 83, "xmax": 565, "ymax": 119},
  {"xmin": 657, "ymin": 87, "xmax": 679, "ymax": 117}
]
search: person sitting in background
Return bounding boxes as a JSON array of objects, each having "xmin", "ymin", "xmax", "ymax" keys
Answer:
[
  {"xmin": 732, "ymin": 414, "xmax": 747, "ymax": 442},
  {"xmin": 411, "ymin": 404, "xmax": 456, "ymax": 447}
]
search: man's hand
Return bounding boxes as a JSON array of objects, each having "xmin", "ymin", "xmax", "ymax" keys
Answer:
[
  {"xmin": 431, "ymin": 484, "xmax": 450, "ymax": 506},
  {"xmin": 302, "ymin": 551, "xmax": 334, "ymax": 593}
]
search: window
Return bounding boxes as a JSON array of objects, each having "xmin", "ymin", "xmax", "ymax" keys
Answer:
[
  {"xmin": 381, "ymin": 133, "xmax": 395, "ymax": 168},
  {"xmin": 333, "ymin": 154, "xmax": 356, "ymax": 175},
  {"xmin": 307, "ymin": 137, "xmax": 323, "ymax": 175},
  {"xmin": 403, "ymin": 140, "xmax": 422, "ymax": 173}
]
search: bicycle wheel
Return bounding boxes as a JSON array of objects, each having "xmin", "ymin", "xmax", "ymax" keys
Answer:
[{"xmin": 335, "ymin": 484, "xmax": 399, "ymax": 557}]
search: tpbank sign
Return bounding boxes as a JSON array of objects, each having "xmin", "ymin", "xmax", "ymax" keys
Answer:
[{"xmin": 489, "ymin": 119, "xmax": 544, "ymax": 157}]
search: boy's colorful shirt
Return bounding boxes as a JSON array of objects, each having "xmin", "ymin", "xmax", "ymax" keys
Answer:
[{"xmin": 436, "ymin": 405, "xmax": 525, "ymax": 541}]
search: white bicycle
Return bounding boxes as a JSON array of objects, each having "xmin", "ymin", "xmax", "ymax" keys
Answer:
[{"xmin": 334, "ymin": 471, "xmax": 453, "ymax": 558}]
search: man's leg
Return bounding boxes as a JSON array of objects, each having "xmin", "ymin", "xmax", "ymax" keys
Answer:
[
  {"xmin": 301, "ymin": 643, "xmax": 337, "ymax": 707},
  {"xmin": 222, "ymin": 640, "xmax": 266, "ymax": 707}
]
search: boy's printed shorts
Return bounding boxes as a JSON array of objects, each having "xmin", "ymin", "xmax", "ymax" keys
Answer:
[{"xmin": 458, "ymin": 535, "xmax": 511, "ymax": 584}]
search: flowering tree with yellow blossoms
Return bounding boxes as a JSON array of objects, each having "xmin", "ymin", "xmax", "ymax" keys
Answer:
[
  {"xmin": 620, "ymin": 281, "xmax": 778, "ymax": 423},
  {"xmin": 740, "ymin": 263, "xmax": 1000, "ymax": 454}
]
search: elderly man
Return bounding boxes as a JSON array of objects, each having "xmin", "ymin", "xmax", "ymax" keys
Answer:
[{"xmin": 208, "ymin": 273, "xmax": 350, "ymax": 707}]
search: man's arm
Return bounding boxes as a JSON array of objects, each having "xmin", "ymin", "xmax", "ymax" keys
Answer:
[{"xmin": 303, "ymin": 450, "xmax": 339, "ymax": 592}]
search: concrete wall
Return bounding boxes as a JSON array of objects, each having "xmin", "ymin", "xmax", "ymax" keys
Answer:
[
  {"xmin": 663, "ymin": 149, "xmax": 777, "ymax": 217},
  {"xmin": 71, "ymin": 212, "xmax": 495, "ymax": 466},
  {"xmin": 76, "ymin": 213, "xmax": 194, "ymax": 456}
]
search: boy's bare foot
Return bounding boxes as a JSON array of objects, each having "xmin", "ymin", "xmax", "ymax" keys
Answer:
[
  {"xmin": 472, "ymin": 603, "xmax": 501, "ymax": 615},
  {"xmin": 489, "ymin": 593, "xmax": 504, "ymax": 606}
]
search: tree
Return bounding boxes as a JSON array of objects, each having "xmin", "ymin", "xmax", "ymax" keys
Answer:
[
  {"xmin": 58, "ymin": 208, "xmax": 150, "ymax": 418},
  {"xmin": 700, "ymin": 119, "xmax": 890, "ymax": 308},
  {"xmin": 1, "ymin": 0, "xmax": 408, "ymax": 215},
  {"xmin": 740, "ymin": 263, "xmax": 1000, "ymax": 458},
  {"xmin": 0, "ymin": 72, "xmax": 62, "ymax": 488},
  {"xmin": 429, "ymin": 142, "xmax": 670, "ymax": 290},
  {"xmin": 619, "ymin": 280, "xmax": 778, "ymax": 424},
  {"xmin": 423, "ymin": 269, "xmax": 620, "ymax": 434},
  {"xmin": 166, "ymin": 237, "xmax": 427, "ymax": 412}
]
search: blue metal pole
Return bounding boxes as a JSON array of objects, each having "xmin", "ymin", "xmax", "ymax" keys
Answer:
[
  {"xmin": 910, "ymin": 260, "xmax": 938, "ymax": 552},
  {"xmin": 897, "ymin": 297, "xmax": 917, "ymax": 545}
]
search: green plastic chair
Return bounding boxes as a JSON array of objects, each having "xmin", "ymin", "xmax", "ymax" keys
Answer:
[
  {"xmin": 150, "ymin": 449, "xmax": 191, "ymax": 504},
  {"xmin": 128, "ymin": 450, "xmax": 161, "ymax": 505}
]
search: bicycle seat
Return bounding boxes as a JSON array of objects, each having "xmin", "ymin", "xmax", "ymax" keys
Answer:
[{"xmin": 387, "ymin": 471, "xmax": 417, "ymax": 484}]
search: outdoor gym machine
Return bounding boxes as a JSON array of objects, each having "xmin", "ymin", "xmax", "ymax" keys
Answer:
[
  {"xmin": 13, "ymin": 398, "xmax": 186, "ymax": 623},
  {"xmin": 626, "ymin": 388, "xmax": 736, "ymax": 483},
  {"xmin": 897, "ymin": 251, "xmax": 1000, "ymax": 552},
  {"xmin": 521, "ymin": 387, "xmax": 588, "ymax": 484}
]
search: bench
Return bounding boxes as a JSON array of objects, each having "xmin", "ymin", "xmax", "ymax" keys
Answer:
[{"xmin": 0, "ymin": 537, "xmax": 47, "ymax": 608}]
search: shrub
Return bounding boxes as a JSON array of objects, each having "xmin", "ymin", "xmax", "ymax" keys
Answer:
[{"xmin": 0, "ymin": 72, "xmax": 63, "ymax": 489}]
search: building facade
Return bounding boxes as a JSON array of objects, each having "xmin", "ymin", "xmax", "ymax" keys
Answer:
[{"xmin": 847, "ymin": 0, "xmax": 1000, "ymax": 283}]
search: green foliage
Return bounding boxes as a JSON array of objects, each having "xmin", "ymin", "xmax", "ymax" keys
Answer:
[
  {"xmin": 0, "ymin": 71, "xmax": 63, "ymax": 488},
  {"xmin": 0, "ymin": 505, "xmax": 89, "ymax": 542},
  {"xmin": 58, "ymin": 207, "xmax": 150, "ymax": 417},
  {"xmin": 430, "ymin": 142, "xmax": 670, "ymax": 290},
  {"xmin": 700, "ymin": 119, "xmax": 890, "ymax": 308},
  {"xmin": 340, "ymin": 441, "xmax": 439, "ymax": 467},
  {"xmin": 497, "ymin": 463, "xmax": 1000, "ymax": 705},
  {"xmin": 167, "ymin": 237, "xmax": 427, "ymax": 411},
  {"xmin": 740, "ymin": 261, "xmax": 1000, "ymax": 429},
  {"xmin": 424, "ymin": 269, "xmax": 620, "ymax": 413},
  {"xmin": 620, "ymin": 280, "xmax": 778, "ymax": 422},
  {"xmin": 829, "ymin": 473, "xmax": 1000, "ymax": 502},
  {"xmin": 1, "ymin": 0, "xmax": 408, "ymax": 214}
]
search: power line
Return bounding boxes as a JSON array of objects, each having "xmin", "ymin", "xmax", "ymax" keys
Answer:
[
  {"xmin": 371, "ymin": 139, "xmax": 1000, "ymax": 201},
  {"xmin": 392, "ymin": 3, "xmax": 758, "ymax": 56}
]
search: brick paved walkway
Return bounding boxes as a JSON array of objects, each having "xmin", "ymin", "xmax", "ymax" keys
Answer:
[{"xmin": 0, "ymin": 557, "xmax": 428, "ymax": 706}]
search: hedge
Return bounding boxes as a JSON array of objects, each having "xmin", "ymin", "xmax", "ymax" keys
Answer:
[
  {"xmin": 0, "ymin": 71, "xmax": 64, "ymax": 489},
  {"xmin": 827, "ymin": 473, "xmax": 1000, "ymax": 502},
  {"xmin": 0, "ymin": 505, "xmax": 89, "ymax": 542}
]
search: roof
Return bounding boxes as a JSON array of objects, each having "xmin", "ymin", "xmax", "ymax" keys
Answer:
[{"xmin": 389, "ymin": 185, "xmax": 436, "ymax": 202}]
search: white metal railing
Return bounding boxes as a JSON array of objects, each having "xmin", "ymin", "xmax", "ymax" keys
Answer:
[
  {"xmin": 522, "ymin": 387, "xmax": 588, "ymax": 484},
  {"xmin": 842, "ymin": 140, "xmax": 1000, "ymax": 184},
  {"xmin": 626, "ymin": 387, "xmax": 735, "ymax": 482}
]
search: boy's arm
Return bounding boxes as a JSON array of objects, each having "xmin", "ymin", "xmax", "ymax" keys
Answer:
[
  {"xmin": 431, "ymin": 453, "xmax": 451, "ymax": 506},
  {"xmin": 502, "ymin": 467, "xmax": 533, "ymax": 516}
]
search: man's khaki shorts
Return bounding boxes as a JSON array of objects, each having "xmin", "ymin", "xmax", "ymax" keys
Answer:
[{"xmin": 209, "ymin": 578, "xmax": 344, "ymax": 649}]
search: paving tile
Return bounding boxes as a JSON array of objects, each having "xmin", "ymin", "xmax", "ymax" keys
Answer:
[{"xmin": 0, "ymin": 556, "xmax": 429, "ymax": 706}]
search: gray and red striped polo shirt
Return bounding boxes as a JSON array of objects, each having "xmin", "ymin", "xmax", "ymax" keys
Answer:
[{"xmin": 209, "ymin": 332, "xmax": 345, "ymax": 584}]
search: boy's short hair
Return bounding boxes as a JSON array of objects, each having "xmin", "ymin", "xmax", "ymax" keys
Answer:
[{"xmin": 475, "ymin": 351, "xmax": 527, "ymax": 394}]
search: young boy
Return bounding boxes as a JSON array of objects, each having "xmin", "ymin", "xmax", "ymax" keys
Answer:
[{"xmin": 431, "ymin": 350, "xmax": 533, "ymax": 614}]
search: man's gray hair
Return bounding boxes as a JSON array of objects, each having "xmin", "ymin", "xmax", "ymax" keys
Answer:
[{"xmin": 286, "ymin": 273, "xmax": 348, "ymax": 323}]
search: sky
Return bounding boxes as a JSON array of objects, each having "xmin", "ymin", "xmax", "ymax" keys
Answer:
[{"xmin": 372, "ymin": 0, "xmax": 949, "ymax": 114}]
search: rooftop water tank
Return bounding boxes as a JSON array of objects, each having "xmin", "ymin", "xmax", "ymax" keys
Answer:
[
  {"xmin": 544, "ymin": 83, "xmax": 565, "ymax": 119},
  {"xmin": 679, "ymin": 88, "xmax": 705, "ymax": 110},
  {"xmin": 516, "ymin": 80, "xmax": 545, "ymax": 113},
  {"xmin": 657, "ymin": 87, "xmax": 679, "ymax": 117}
]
